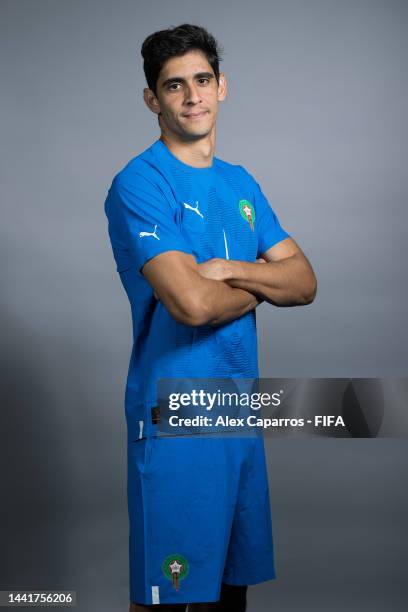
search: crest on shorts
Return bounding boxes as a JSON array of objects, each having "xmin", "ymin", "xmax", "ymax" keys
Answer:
[
  {"xmin": 239, "ymin": 199, "xmax": 255, "ymax": 231},
  {"xmin": 162, "ymin": 553, "xmax": 189, "ymax": 591}
]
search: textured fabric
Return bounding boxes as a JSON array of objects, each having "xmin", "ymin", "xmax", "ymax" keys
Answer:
[
  {"xmin": 104, "ymin": 139, "xmax": 290, "ymax": 441},
  {"xmin": 128, "ymin": 436, "xmax": 275, "ymax": 605},
  {"xmin": 104, "ymin": 139, "xmax": 285, "ymax": 605}
]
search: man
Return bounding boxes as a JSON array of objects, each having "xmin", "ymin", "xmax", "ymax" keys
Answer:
[{"xmin": 104, "ymin": 23, "xmax": 316, "ymax": 612}]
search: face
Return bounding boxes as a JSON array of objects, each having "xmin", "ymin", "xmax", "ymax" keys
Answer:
[{"xmin": 143, "ymin": 49, "xmax": 227, "ymax": 141}]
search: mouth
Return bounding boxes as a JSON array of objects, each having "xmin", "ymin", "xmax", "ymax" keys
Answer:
[{"xmin": 182, "ymin": 111, "xmax": 209, "ymax": 120}]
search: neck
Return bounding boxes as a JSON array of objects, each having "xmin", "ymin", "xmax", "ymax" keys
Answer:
[{"xmin": 159, "ymin": 128, "xmax": 216, "ymax": 169}]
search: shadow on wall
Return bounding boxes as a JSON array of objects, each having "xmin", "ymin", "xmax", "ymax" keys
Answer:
[
  {"xmin": 0, "ymin": 307, "xmax": 74, "ymax": 591},
  {"xmin": 0, "ymin": 303, "xmax": 129, "ymax": 610}
]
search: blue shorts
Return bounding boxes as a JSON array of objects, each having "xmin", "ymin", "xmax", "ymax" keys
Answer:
[{"xmin": 127, "ymin": 435, "xmax": 276, "ymax": 605}]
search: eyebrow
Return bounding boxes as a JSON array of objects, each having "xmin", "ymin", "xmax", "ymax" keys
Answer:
[{"xmin": 161, "ymin": 72, "xmax": 215, "ymax": 89}]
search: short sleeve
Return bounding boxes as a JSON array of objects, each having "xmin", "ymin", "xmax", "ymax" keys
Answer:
[
  {"xmin": 113, "ymin": 172, "xmax": 194, "ymax": 274},
  {"xmin": 238, "ymin": 166, "xmax": 290, "ymax": 257},
  {"xmin": 254, "ymin": 181, "xmax": 290, "ymax": 257}
]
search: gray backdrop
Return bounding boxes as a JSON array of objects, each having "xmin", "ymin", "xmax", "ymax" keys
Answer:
[{"xmin": 1, "ymin": 0, "xmax": 407, "ymax": 610}]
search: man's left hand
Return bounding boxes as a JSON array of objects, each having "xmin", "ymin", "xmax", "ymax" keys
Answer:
[{"xmin": 197, "ymin": 258, "xmax": 233, "ymax": 282}]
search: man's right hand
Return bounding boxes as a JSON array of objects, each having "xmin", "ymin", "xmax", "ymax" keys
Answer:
[{"xmin": 143, "ymin": 250, "xmax": 261, "ymax": 327}]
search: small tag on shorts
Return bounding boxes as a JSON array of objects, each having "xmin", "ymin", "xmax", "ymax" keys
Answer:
[
  {"xmin": 151, "ymin": 407, "xmax": 161, "ymax": 424},
  {"xmin": 151, "ymin": 585, "xmax": 160, "ymax": 604}
]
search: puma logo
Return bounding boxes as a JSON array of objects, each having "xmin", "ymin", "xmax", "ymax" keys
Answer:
[
  {"xmin": 183, "ymin": 201, "xmax": 204, "ymax": 219},
  {"xmin": 139, "ymin": 224, "xmax": 160, "ymax": 240}
]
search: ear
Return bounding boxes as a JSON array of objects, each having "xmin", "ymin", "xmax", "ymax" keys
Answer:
[
  {"xmin": 217, "ymin": 73, "xmax": 227, "ymax": 102},
  {"xmin": 143, "ymin": 88, "xmax": 161, "ymax": 115}
]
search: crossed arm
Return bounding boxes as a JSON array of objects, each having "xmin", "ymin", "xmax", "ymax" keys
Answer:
[{"xmin": 142, "ymin": 237, "xmax": 317, "ymax": 327}]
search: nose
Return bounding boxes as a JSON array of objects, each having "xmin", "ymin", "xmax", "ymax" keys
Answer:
[{"xmin": 184, "ymin": 82, "xmax": 202, "ymax": 105}]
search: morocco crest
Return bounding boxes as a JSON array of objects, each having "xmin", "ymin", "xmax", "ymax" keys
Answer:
[
  {"xmin": 162, "ymin": 554, "xmax": 189, "ymax": 591},
  {"xmin": 239, "ymin": 199, "xmax": 255, "ymax": 231}
]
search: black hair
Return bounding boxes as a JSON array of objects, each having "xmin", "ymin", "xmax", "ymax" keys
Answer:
[{"xmin": 141, "ymin": 23, "xmax": 224, "ymax": 96}]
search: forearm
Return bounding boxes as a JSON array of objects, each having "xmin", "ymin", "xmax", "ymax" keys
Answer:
[
  {"xmin": 146, "ymin": 252, "xmax": 262, "ymax": 327},
  {"xmin": 222, "ymin": 255, "xmax": 317, "ymax": 306},
  {"xmin": 197, "ymin": 279, "xmax": 262, "ymax": 326}
]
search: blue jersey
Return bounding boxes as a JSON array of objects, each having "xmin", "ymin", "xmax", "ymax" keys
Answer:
[{"xmin": 104, "ymin": 138, "xmax": 289, "ymax": 440}]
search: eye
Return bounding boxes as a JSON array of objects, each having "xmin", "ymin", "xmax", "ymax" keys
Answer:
[
  {"xmin": 198, "ymin": 78, "xmax": 210, "ymax": 85},
  {"xmin": 168, "ymin": 82, "xmax": 181, "ymax": 91}
]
